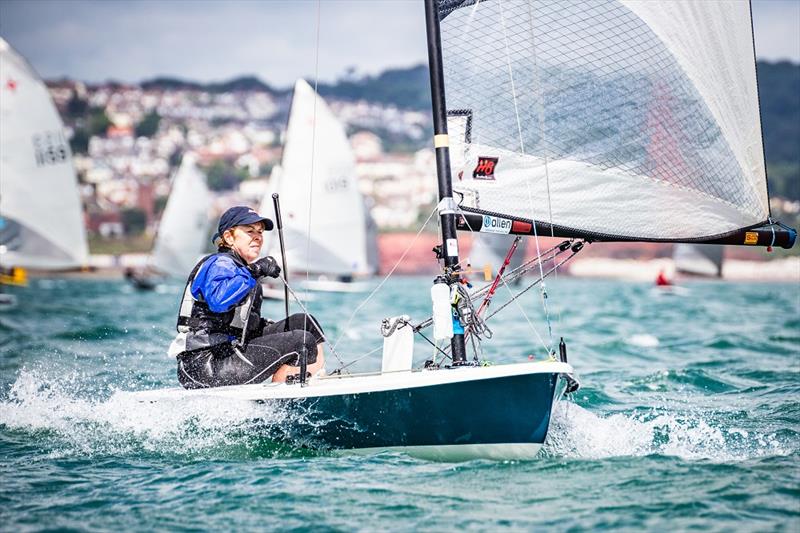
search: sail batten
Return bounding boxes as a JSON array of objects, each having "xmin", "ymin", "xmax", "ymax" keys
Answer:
[{"xmin": 439, "ymin": 0, "xmax": 776, "ymax": 244}]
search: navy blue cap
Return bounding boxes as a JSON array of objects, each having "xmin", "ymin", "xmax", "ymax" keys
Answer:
[{"xmin": 212, "ymin": 206, "xmax": 273, "ymax": 243}]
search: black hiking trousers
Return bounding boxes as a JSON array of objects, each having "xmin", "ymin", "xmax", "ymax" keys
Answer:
[{"xmin": 177, "ymin": 313, "xmax": 324, "ymax": 389}]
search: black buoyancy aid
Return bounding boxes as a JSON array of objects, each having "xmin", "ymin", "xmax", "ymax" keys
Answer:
[{"xmin": 175, "ymin": 250, "xmax": 263, "ymax": 353}]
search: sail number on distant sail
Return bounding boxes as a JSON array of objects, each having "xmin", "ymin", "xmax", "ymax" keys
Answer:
[{"xmin": 32, "ymin": 130, "xmax": 69, "ymax": 167}]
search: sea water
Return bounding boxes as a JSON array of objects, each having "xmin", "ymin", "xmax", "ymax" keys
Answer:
[{"xmin": 0, "ymin": 276, "xmax": 797, "ymax": 531}]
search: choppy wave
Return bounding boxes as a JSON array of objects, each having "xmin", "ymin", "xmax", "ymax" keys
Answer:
[
  {"xmin": 0, "ymin": 369, "xmax": 301, "ymax": 458},
  {"xmin": 543, "ymin": 400, "xmax": 794, "ymax": 461},
  {"xmin": 2, "ymin": 367, "xmax": 794, "ymax": 465},
  {"xmin": 1, "ymin": 278, "xmax": 798, "ymax": 530}
]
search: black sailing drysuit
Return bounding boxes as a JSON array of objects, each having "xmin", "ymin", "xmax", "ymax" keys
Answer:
[{"xmin": 169, "ymin": 250, "xmax": 324, "ymax": 389}]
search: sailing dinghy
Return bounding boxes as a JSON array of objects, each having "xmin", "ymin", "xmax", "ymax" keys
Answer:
[
  {"xmin": 260, "ymin": 79, "xmax": 376, "ymax": 295},
  {"xmin": 0, "ymin": 37, "xmax": 88, "ymax": 276},
  {"xmin": 147, "ymin": 153, "xmax": 213, "ymax": 279},
  {"xmin": 124, "ymin": 154, "xmax": 212, "ymax": 290},
  {"xmin": 134, "ymin": 0, "xmax": 795, "ymax": 460},
  {"xmin": 673, "ymin": 243, "xmax": 724, "ymax": 279}
]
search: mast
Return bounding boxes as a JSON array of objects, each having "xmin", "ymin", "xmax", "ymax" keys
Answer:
[{"xmin": 424, "ymin": 0, "xmax": 467, "ymax": 364}]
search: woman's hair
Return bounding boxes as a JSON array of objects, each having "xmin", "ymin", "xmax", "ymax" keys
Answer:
[{"xmin": 215, "ymin": 228, "xmax": 235, "ymax": 250}]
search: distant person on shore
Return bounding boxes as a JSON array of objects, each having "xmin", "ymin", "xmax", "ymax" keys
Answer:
[{"xmin": 168, "ymin": 205, "xmax": 325, "ymax": 389}]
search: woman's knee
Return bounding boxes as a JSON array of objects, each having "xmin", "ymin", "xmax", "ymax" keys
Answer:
[{"xmin": 288, "ymin": 313, "xmax": 324, "ymax": 339}]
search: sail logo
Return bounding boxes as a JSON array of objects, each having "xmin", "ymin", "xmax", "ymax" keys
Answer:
[
  {"xmin": 32, "ymin": 131, "xmax": 69, "ymax": 167},
  {"xmin": 473, "ymin": 157, "xmax": 498, "ymax": 180},
  {"xmin": 482, "ymin": 215, "xmax": 511, "ymax": 234}
]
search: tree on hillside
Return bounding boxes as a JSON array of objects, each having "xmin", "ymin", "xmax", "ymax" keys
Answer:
[
  {"xmin": 87, "ymin": 108, "xmax": 111, "ymax": 137},
  {"xmin": 135, "ymin": 111, "xmax": 161, "ymax": 138},
  {"xmin": 757, "ymin": 61, "xmax": 800, "ymax": 201},
  {"xmin": 206, "ymin": 160, "xmax": 248, "ymax": 191},
  {"xmin": 121, "ymin": 207, "xmax": 147, "ymax": 235},
  {"xmin": 69, "ymin": 128, "xmax": 90, "ymax": 154},
  {"xmin": 66, "ymin": 93, "xmax": 88, "ymax": 117}
]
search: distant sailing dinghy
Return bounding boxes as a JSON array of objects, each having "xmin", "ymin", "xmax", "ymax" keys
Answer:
[
  {"xmin": 0, "ymin": 37, "xmax": 88, "ymax": 277},
  {"xmin": 148, "ymin": 153, "xmax": 213, "ymax": 278},
  {"xmin": 135, "ymin": 0, "xmax": 794, "ymax": 461},
  {"xmin": 124, "ymin": 153, "xmax": 212, "ymax": 291},
  {"xmin": 468, "ymin": 233, "xmax": 527, "ymax": 284},
  {"xmin": 673, "ymin": 243, "xmax": 724, "ymax": 279},
  {"xmin": 261, "ymin": 79, "xmax": 376, "ymax": 294}
]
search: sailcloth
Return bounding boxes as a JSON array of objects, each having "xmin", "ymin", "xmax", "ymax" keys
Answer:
[
  {"xmin": 0, "ymin": 37, "xmax": 88, "ymax": 269},
  {"xmin": 441, "ymin": 0, "xmax": 769, "ymax": 242},
  {"xmin": 266, "ymin": 79, "xmax": 372, "ymax": 276},
  {"xmin": 149, "ymin": 154, "xmax": 212, "ymax": 278}
]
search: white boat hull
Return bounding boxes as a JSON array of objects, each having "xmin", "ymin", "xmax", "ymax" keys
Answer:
[{"xmin": 338, "ymin": 442, "xmax": 543, "ymax": 462}]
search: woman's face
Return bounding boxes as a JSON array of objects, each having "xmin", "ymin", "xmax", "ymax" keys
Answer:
[{"xmin": 223, "ymin": 223, "xmax": 264, "ymax": 263}]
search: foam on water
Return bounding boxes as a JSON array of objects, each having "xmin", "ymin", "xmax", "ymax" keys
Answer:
[
  {"xmin": 0, "ymin": 369, "xmax": 295, "ymax": 458},
  {"xmin": 4, "ymin": 367, "xmax": 791, "ymax": 464},
  {"xmin": 543, "ymin": 400, "xmax": 792, "ymax": 462},
  {"xmin": 626, "ymin": 333, "xmax": 660, "ymax": 347}
]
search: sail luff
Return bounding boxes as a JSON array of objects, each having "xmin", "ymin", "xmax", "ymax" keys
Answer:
[{"xmin": 426, "ymin": 0, "xmax": 467, "ymax": 363}]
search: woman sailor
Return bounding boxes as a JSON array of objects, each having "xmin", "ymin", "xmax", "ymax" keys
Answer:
[{"xmin": 169, "ymin": 206, "xmax": 325, "ymax": 389}]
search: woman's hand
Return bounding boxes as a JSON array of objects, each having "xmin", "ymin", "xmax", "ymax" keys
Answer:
[{"xmin": 248, "ymin": 256, "xmax": 281, "ymax": 279}]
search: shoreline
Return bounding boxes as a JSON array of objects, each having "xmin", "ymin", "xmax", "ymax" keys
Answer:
[{"xmin": 15, "ymin": 233, "xmax": 799, "ymax": 282}]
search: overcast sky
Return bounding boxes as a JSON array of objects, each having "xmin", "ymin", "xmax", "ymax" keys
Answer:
[{"xmin": 1, "ymin": 0, "xmax": 798, "ymax": 88}]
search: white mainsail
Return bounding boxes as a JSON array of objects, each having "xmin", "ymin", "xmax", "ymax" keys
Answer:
[
  {"xmin": 149, "ymin": 153, "xmax": 212, "ymax": 278},
  {"xmin": 0, "ymin": 37, "xmax": 88, "ymax": 269},
  {"xmin": 442, "ymin": 0, "xmax": 768, "ymax": 242},
  {"xmin": 266, "ymin": 79, "xmax": 372, "ymax": 277}
]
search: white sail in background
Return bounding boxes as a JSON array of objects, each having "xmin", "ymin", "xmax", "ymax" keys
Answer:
[
  {"xmin": 468, "ymin": 233, "xmax": 525, "ymax": 276},
  {"xmin": 0, "ymin": 37, "xmax": 88, "ymax": 269},
  {"xmin": 364, "ymin": 197, "xmax": 380, "ymax": 274},
  {"xmin": 673, "ymin": 243, "xmax": 724, "ymax": 278},
  {"xmin": 149, "ymin": 153, "xmax": 212, "ymax": 278},
  {"xmin": 267, "ymin": 79, "xmax": 372, "ymax": 277},
  {"xmin": 442, "ymin": 0, "xmax": 768, "ymax": 242},
  {"xmin": 258, "ymin": 164, "xmax": 282, "ymax": 256}
]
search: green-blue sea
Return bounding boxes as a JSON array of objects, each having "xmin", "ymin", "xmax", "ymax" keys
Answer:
[{"xmin": 1, "ymin": 276, "xmax": 798, "ymax": 531}]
